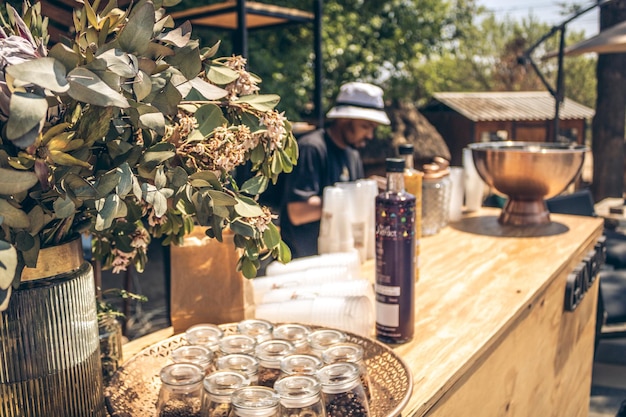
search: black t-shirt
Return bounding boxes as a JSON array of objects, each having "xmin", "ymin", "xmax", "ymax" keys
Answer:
[{"xmin": 279, "ymin": 129, "xmax": 364, "ymax": 258}]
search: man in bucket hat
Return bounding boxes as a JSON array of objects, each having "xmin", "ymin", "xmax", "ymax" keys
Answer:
[{"xmin": 279, "ymin": 82, "xmax": 390, "ymax": 259}]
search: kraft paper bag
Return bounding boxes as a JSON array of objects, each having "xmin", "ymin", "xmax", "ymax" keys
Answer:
[{"xmin": 170, "ymin": 227, "xmax": 255, "ymax": 333}]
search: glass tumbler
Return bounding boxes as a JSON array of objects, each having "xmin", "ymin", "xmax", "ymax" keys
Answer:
[
  {"xmin": 279, "ymin": 354, "xmax": 323, "ymax": 380},
  {"xmin": 317, "ymin": 362, "xmax": 370, "ymax": 417},
  {"xmin": 156, "ymin": 363, "xmax": 204, "ymax": 417},
  {"xmin": 273, "ymin": 323, "xmax": 311, "ymax": 353},
  {"xmin": 321, "ymin": 342, "xmax": 371, "ymax": 400},
  {"xmin": 422, "ymin": 161, "xmax": 451, "ymax": 236},
  {"xmin": 255, "ymin": 339, "xmax": 295, "ymax": 388},
  {"xmin": 216, "ymin": 353, "xmax": 260, "ymax": 385},
  {"xmin": 307, "ymin": 329, "xmax": 347, "ymax": 358},
  {"xmin": 171, "ymin": 345, "xmax": 214, "ymax": 375},
  {"xmin": 185, "ymin": 323, "xmax": 224, "ymax": 353},
  {"xmin": 237, "ymin": 319, "xmax": 274, "ymax": 343},
  {"xmin": 231, "ymin": 386, "xmax": 280, "ymax": 417},
  {"xmin": 201, "ymin": 370, "xmax": 250, "ymax": 417},
  {"xmin": 274, "ymin": 375, "xmax": 325, "ymax": 417}
]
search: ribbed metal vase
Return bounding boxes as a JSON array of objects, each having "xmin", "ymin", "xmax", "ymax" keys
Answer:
[{"xmin": 0, "ymin": 239, "xmax": 106, "ymax": 417}]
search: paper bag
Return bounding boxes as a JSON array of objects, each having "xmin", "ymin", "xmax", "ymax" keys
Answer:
[{"xmin": 170, "ymin": 227, "xmax": 255, "ymax": 333}]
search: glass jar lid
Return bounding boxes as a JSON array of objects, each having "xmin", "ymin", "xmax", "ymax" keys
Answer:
[
  {"xmin": 185, "ymin": 323, "xmax": 224, "ymax": 350},
  {"xmin": 159, "ymin": 363, "xmax": 204, "ymax": 387},
  {"xmin": 316, "ymin": 362, "xmax": 361, "ymax": 393},
  {"xmin": 272, "ymin": 323, "xmax": 311, "ymax": 348},
  {"xmin": 231, "ymin": 386, "xmax": 280, "ymax": 417},
  {"xmin": 280, "ymin": 354, "xmax": 323, "ymax": 377},
  {"xmin": 308, "ymin": 329, "xmax": 347, "ymax": 353},
  {"xmin": 255, "ymin": 340, "xmax": 295, "ymax": 367},
  {"xmin": 321, "ymin": 342, "xmax": 364, "ymax": 364},
  {"xmin": 170, "ymin": 345, "xmax": 213, "ymax": 370},
  {"xmin": 216, "ymin": 353, "xmax": 259, "ymax": 377},
  {"xmin": 219, "ymin": 334, "xmax": 257, "ymax": 356},
  {"xmin": 237, "ymin": 319, "xmax": 274, "ymax": 343},
  {"xmin": 203, "ymin": 370, "xmax": 250, "ymax": 397},
  {"xmin": 274, "ymin": 375, "xmax": 321, "ymax": 408}
]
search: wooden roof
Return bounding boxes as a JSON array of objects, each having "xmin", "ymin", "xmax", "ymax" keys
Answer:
[
  {"xmin": 423, "ymin": 91, "xmax": 595, "ymax": 122},
  {"xmin": 170, "ymin": 1, "xmax": 314, "ymax": 29}
]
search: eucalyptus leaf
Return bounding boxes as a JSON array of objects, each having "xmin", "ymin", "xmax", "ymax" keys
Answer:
[
  {"xmin": 195, "ymin": 104, "xmax": 227, "ymax": 137},
  {"xmin": 67, "ymin": 67, "xmax": 130, "ymax": 108},
  {"xmin": 188, "ymin": 77, "xmax": 227, "ymax": 100},
  {"xmin": 207, "ymin": 65, "xmax": 238, "ymax": 85},
  {"xmin": 53, "ymin": 196, "xmax": 76, "ymax": 219},
  {"xmin": 48, "ymin": 150, "xmax": 91, "ymax": 168},
  {"xmin": 134, "ymin": 70, "xmax": 153, "ymax": 101},
  {"xmin": 241, "ymin": 175, "xmax": 268, "ymax": 196},
  {"xmin": 0, "ymin": 200, "xmax": 30, "ymax": 228},
  {"xmin": 62, "ymin": 173, "xmax": 98, "ymax": 199},
  {"xmin": 117, "ymin": 1, "xmax": 154, "ymax": 55},
  {"xmin": 190, "ymin": 171, "xmax": 222, "ymax": 189},
  {"xmin": 0, "ymin": 241, "xmax": 18, "ymax": 291},
  {"xmin": 152, "ymin": 189, "xmax": 168, "ymax": 217},
  {"xmin": 138, "ymin": 109, "xmax": 166, "ymax": 135},
  {"xmin": 117, "ymin": 163, "xmax": 134, "ymax": 198},
  {"xmin": 157, "ymin": 20, "xmax": 191, "ymax": 48},
  {"xmin": 262, "ymin": 222, "xmax": 281, "ymax": 249},
  {"xmin": 48, "ymin": 43, "xmax": 80, "ymax": 72},
  {"xmin": 230, "ymin": 219, "xmax": 256, "ymax": 238},
  {"xmin": 95, "ymin": 48, "xmax": 138, "ymax": 78},
  {"xmin": 0, "ymin": 168, "xmax": 38, "ymax": 195},
  {"xmin": 6, "ymin": 92, "xmax": 48, "ymax": 140},
  {"xmin": 206, "ymin": 190, "xmax": 237, "ymax": 206},
  {"xmin": 5, "ymin": 56, "xmax": 69, "ymax": 93},
  {"xmin": 237, "ymin": 94, "xmax": 280, "ymax": 112},
  {"xmin": 234, "ymin": 196, "xmax": 264, "ymax": 217},
  {"xmin": 95, "ymin": 194, "xmax": 124, "ymax": 231},
  {"xmin": 165, "ymin": 41, "xmax": 201, "ymax": 81}
]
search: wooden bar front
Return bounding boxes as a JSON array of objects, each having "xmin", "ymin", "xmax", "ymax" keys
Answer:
[{"xmin": 123, "ymin": 208, "xmax": 604, "ymax": 417}]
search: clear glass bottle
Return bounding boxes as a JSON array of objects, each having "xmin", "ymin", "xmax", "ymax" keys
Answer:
[
  {"xmin": 399, "ymin": 143, "xmax": 423, "ymax": 282},
  {"xmin": 422, "ymin": 157, "xmax": 451, "ymax": 236},
  {"xmin": 231, "ymin": 386, "xmax": 280, "ymax": 417},
  {"xmin": 274, "ymin": 375, "xmax": 325, "ymax": 417},
  {"xmin": 98, "ymin": 314, "xmax": 123, "ymax": 383},
  {"xmin": 317, "ymin": 362, "xmax": 370, "ymax": 417},
  {"xmin": 237, "ymin": 319, "xmax": 274, "ymax": 343},
  {"xmin": 218, "ymin": 334, "xmax": 257, "ymax": 358},
  {"xmin": 273, "ymin": 323, "xmax": 311, "ymax": 353},
  {"xmin": 171, "ymin": 345, "xmax": 214, "ymax": 375},
  {"xmin": 255, "ymin": 339, "xmax": 295, "ymax": 387},
  {"xmin": 215, "ymin": 353, "xmax": 260, "ymax": 385},
  {"xmin": 156, "ymin": 363, "xmax": 204, "ymax": 417},
  {"xmin": 201, "ymin": 370, "xmax": 250, "ymax": 417},
  {"xmin": 307, "ymin": 329, "xmax": 347, "ymax": 358},
  {"xmin": 279, "ymin": 354, "xmax": 323, "ymax": 380},
  {"xmin": 375, "ymin": 157, "xmax": 416, "ymax": 344},
  {"xmin": 321, "ymin": 342, "xmax": 371, "ymax": 401},
  {"xmin": 185, "ymin": 323, "xmax": 224, "ymax": 353}
]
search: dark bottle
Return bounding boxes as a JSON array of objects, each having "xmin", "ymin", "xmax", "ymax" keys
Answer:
[{"xmin": 375, "ymin": 157, "xmax": 416, "ymax": 344}]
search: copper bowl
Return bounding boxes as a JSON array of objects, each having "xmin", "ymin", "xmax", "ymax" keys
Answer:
[{"xmin": 468, "ymin": 141, "xmax": 588, "ymax": 226}]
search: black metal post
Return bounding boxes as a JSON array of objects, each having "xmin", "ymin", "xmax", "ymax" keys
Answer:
[
  {"xmin": 554, "ymin": 26, "xmax": 567, "ymax": 142},
  {"xmin": 314, "ymin": 0, "xmax": 323, "ymax": 128},
  {"xmin": 235, "ymin": 0, "xmax": 248, "ymax": 58}
]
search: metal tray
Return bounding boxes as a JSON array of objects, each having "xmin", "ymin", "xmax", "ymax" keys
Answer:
[{"xmin": 105, "ymin": 323, "xmax": 413, "ymax": 417}]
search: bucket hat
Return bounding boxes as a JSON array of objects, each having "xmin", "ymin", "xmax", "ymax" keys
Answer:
[{"xmin": 326, "ymin": 82, "xmax": 390, "ymax": 125}]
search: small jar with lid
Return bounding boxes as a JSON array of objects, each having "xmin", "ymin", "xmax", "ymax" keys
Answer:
[
  {"xmin": 317, "ymin": 362, "xmax": 370, "ymax": 417},
  {"xmin": 273, "ymin": 323, "xmax": 311, "ymax": 353},
  {"xmin": 307, "ymin": 329, "xmax": 347, "ymax": 358},
  {"xmin": 231, "ymin": 386, "xmax": 280, "ymax": 417},
  {"xmin": 255, "ymin": 339, "xmax": 295, "ymax": 387},
  {"xmin": 201, "ymin": 370, "xmax": 250, "ymax": 417},
  {"xmin": 215, "ymin": 353, "xmax": 260, "ymax": 385},
  {"xmin": 185, "ymin": 323, "xmax": 224, "ymax": 353},
  {"xmin": 98, "ymin": 314, "xmax": 124, "ymax": 383},
  {"xmin": 156, "ymin": 363, "xmax": 204, "ymax": 417},
  {"xmin": 171, "ymin": 345, "xmax": 214, "ymax": 375},
  {"xmin": 237, "ymin": 319, "xmax": 274, "ymax": 343},
  {"xmin": 279, "ymin": 354, "xmax": 323, "ymax": 380},
  {"xmin": 274, "ymin": 375, "xmax": 325, "ymax": 417},
  {"xmin": 218, "ymin": 334, "xmax": 257, "ymax": 359},
  {"xmin": 321, "ymin": 343, "xmax": 371, "ymax": 401},
  {"xmin": 422, "ymin": 157, "xmax": 451, "ymax": 236}
]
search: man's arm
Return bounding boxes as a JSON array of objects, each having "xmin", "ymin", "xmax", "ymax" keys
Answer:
[{"xmin": 286, "ymin": 196, "xmax": 322, "ymax": 226}]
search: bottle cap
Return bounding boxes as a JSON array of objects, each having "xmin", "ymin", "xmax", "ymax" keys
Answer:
[
  {"xmin": 398, "ymin": 143, "xmax": 414, "ymax": 155},
  {"xmin": 386, "ymin": 158, "xmax": 405, "ymax": 173}
]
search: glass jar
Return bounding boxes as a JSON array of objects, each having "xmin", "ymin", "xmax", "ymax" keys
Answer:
[
  {"xmin": 201, "ymin": 370, "xmax": 250, "ymax": 417},
  {"xmin": 171, "ymin": 345, "xmax": 214, "ymax": 375},
  {"xmin": 216, "ymin": 353, "xmax": 260, "ymax": 385},
  {"xmin": 273, "ymin": 323, "xmax": 311, "ymax": 353},
  {"xmin": 231, "ymin": 386, "xmax": 280, "ymax": 417},
  {"xmin": 98, "ymin": 314, "xmax": 123, "ymax": 383},
  {"xmin": 279, "ymin": 354, "xmax": 323, "ymax": 380},
  {"xmin": 274, "ymin": 375, "xmax": 325, "ymax": 417},
  {"xmin": 307, "ymin": 329, "xmax": 347, "ymax": 358},
  {"xmin": 321, "ymin": 343, "xmax": 371, "ymax": 401},
  {"xmin": 237, "ymin": 319, "xmax": 274, "ymax": 343},
  {"xmin": 255, "ymin": 339, "xmax": 295, "ymax": 388},
  {"xmin": 185, "ymin": 323, "xmax": 224, "ymax": 353},
  {"xmin": 218, "ymin": 334, "xmax": 257, "ymax": 358},
  {"xmin": 317, "ymin": 362, "xmax": 370, "ymax": 417},
  {"xmin": 422, "ymin": 158, "xmax": 451, "ymax": 236},
  {"xmin": 156, "ymin": 363, "xmax": 204, "ymax": 417}
]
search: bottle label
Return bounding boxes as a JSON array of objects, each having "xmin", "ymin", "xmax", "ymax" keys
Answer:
[{"xmin": 374, "ymin": 195, "xmax": 416, "ymax": 343}]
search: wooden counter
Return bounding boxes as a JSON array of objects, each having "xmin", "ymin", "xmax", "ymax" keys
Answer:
[{"xmin": 123, "ymin": 207, "xmax": 604, "ymax": 417}]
